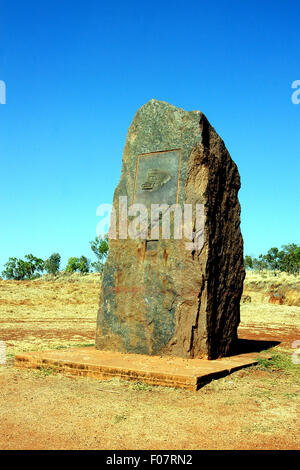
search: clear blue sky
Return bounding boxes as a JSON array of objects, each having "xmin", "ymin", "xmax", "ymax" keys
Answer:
[{"xmin": 0, "ymin": 0, "xmax": 299, "ymax": 272}]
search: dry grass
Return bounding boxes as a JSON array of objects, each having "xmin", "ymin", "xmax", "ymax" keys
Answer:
[
  {"xmin": 0, "ymin": 276, "xmax": 100, "ymax": 355},
  {"xmin": 245, "ymin": 270, "xmax": 300, "ymax": 287},
  {"xmin": 240, "ymin": 303, "xmax": 300, "ymax": 330},
  {"xmin": 244, "ymin": 270, "xmax": 300, "ymax": 306},
  {"xmin": 34, "ymin": 271, "xmax": 102, "ymax": 283}
]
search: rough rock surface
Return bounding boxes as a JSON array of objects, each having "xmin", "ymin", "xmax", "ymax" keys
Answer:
[{"xmin": 95, "ymin": 99, "xmax": 245, "ymax": 359}]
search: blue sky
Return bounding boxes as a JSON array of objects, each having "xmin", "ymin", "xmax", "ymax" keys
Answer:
[{"xmin": 0, "ymin": 0, "xmax": 299, "ymax": 272}]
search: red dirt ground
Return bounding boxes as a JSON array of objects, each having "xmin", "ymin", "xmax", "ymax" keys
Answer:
[{"xmin": 0, "ymin": 323, "xmax": 299, "ymax": 450}]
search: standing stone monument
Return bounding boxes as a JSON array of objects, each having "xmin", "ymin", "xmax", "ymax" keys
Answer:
[{"xmin": 95, "ymin": 99, "xmax": 245, "ymax": 360}]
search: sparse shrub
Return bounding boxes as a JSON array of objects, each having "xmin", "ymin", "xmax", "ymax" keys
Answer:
[
  {"xmin": 256, "ymin": 351, "xmax": 299, "ymax": 373},
  {"xmin": 113, "ymin": 414, "xmax": 127, "ymax": 423},
  {"xmin": 36, "ymin": 367, "xmax": 55, "ymax": 376},
  {"xmin": 130, "ymin": 380, "xmax": 153, "ymax": 391}
]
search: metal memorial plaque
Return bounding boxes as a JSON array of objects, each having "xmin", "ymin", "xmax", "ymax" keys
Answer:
[{"xmin": 132, "ymin": 149, "xmax": 181, "ymax": 207}]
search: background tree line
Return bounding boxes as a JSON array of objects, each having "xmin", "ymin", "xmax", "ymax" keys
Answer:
[
  {"xmin": 1, "ymin": 235, "xmax": 109, "ymax": 280},
  {"xmin": 244, "ymin": 243, "xmax": 300, "ymax": 275},
  {"xmin": 1, "ymin": 239, "xmax": 299, "ymax": 280}
]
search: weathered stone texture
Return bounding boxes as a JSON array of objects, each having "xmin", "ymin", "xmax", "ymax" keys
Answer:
[{"xmin": 95, "ymin": 99, "xmax": 245, "ymax": 359}]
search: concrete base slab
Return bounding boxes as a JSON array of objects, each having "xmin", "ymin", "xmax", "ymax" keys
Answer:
[{"xmin": 14, "ymin": 347, "xmax": 267, "ymax": 391}]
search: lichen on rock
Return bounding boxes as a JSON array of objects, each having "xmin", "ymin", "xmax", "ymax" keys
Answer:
[{"xmin": 95, "ymin": 100, "xmax": 245, "ymax": 359}]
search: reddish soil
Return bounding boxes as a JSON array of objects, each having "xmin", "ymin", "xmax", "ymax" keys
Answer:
[
  {"xmin": 238, "ymin": 325, "xmax": 300, "ymax": 347},
  {"xmin": 0, "ymin": 324, "xmax": 299, "ymax": 450},
  {"xmin": 0, "ymin": 328, "xmax": 95, "ymax": 343},
  {"xmin": 0, "ymin": 275, "xmax": 299, "ymax": 451},
  {"xmin": 0, "ymin": 359, "xmax": 299, "ymax": 450}
]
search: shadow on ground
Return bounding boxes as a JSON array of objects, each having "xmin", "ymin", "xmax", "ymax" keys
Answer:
[{"xmin": 232, "ymin": 338, "xmax": 280, "ymax": 356}]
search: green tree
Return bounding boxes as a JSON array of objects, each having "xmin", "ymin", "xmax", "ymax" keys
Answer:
[
  {"xmin": 44, "ymin": 253, "xmax": 61, "ymax": 275},
  {"xmin": 245, "ymin": 244, "xmax": 300, "ymax": 275},
  {"xmin": 244, "ymin": 255, "xmax": 253, "ymax": 270},
  {"xmin": 23, "ymin": 254, "xmax": 44, "ymax": 279},
  {"xmin": 280, "ymin": 244, "xmax": 300, "ymax": 275},
  {"xmin": 78, "ymin": 256, "xmax": 90, "ymax": 274},
  {"xmin": 252, "ymin": 256, "xmax": 268, "ymax": 271},
  {"xmin": 65, "ymin": 256, "xmax": 90, "ymax": 274},
  {"xmin": 2, "ymin": 257, "xmax": 27, "ymax": 280},
  {"xmin": 89, "ymin": 234, "xmax": 109, "ymax": 273},
  {"xmin": 260, "ymin": 247, "xmax": 285, "ymax": 274},
  {"xmin": 65, "ymin": 257, "xmax": 80, "ymax": 273},
  {"xmin": 2, "ymin": 255, "xmax": 44, "ymax": 280}
]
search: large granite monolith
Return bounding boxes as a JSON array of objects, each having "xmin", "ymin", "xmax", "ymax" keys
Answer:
[{"xmin": 95, "ymin": 99, "xmax": 245, "ymax": 359}]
